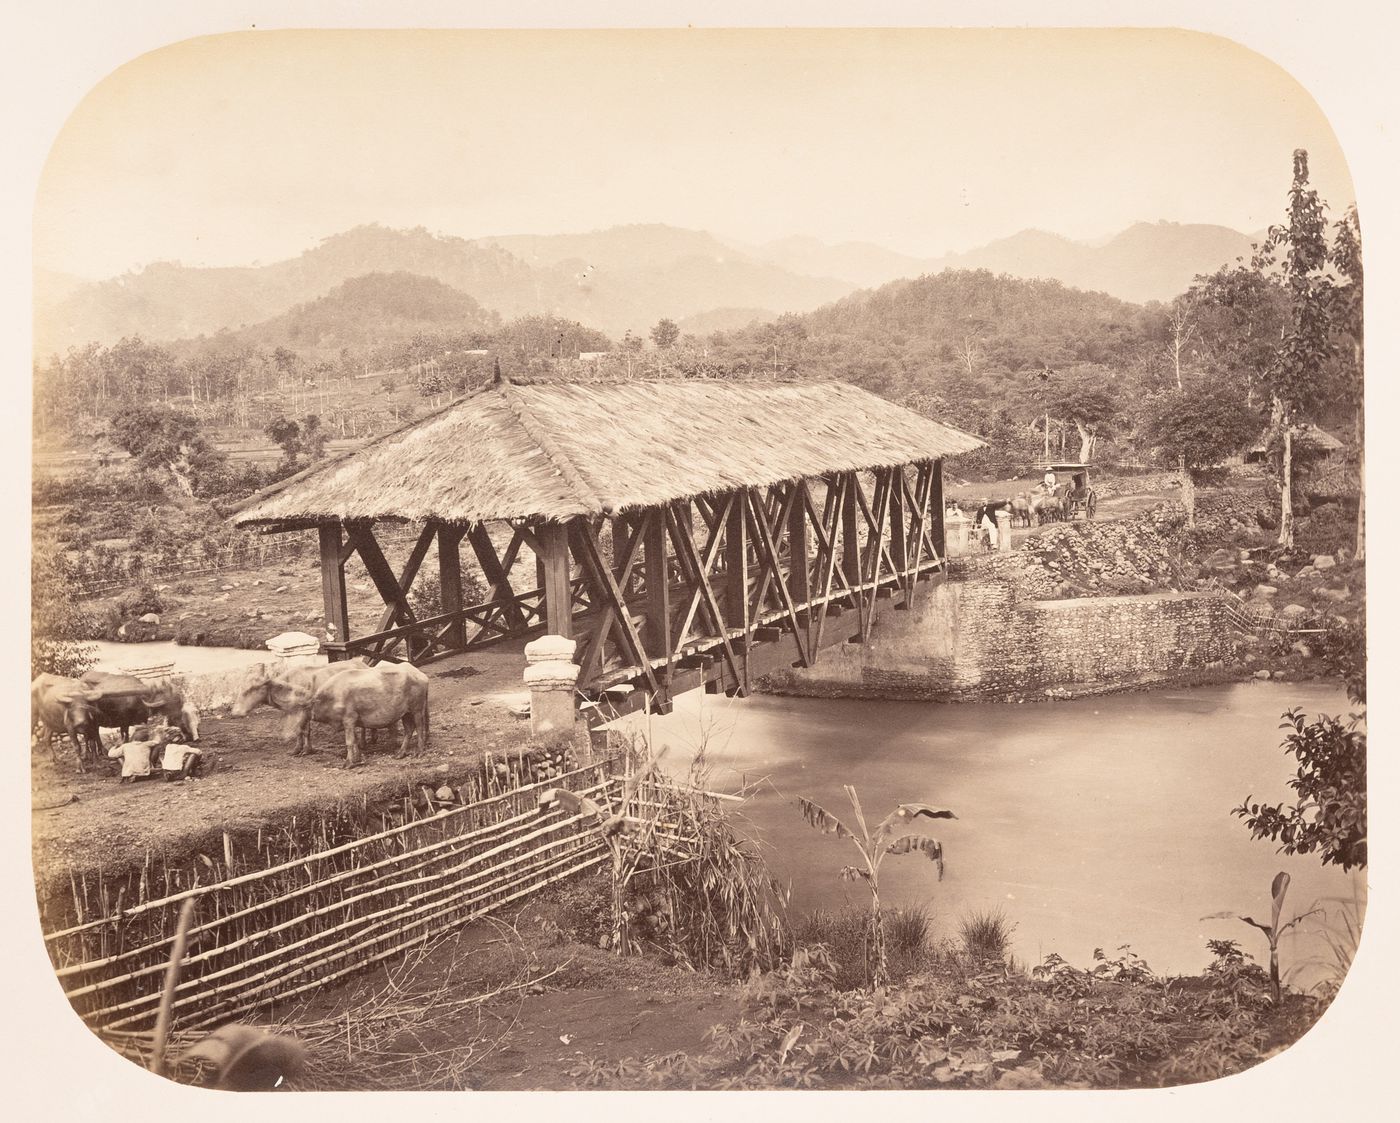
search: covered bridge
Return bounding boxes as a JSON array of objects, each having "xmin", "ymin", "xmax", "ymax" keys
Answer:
[{"xmin": 232, "ymin": 377, "xmax": 983, "ymax": 714}]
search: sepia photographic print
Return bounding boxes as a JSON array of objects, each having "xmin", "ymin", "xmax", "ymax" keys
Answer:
[{"xmin": 16, "ymin": 9, "xmax": 1383, "ymax": 1109}]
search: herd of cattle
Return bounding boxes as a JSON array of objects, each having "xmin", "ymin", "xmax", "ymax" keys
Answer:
[{"xmin": 31, "ymin": 658, "xmax": 431, "ymax": 775}]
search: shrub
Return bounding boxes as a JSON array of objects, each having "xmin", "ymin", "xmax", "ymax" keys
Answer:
[
  {"xmin": 793, "ymin": 905, "xmax": 933, "ymax": 990},
  {"xmin": 958, "ymin": 908, "xmax": 1015, "ymax": 963}
]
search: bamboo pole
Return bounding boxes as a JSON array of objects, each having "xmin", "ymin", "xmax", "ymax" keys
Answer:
[
  {"xmin": 150, "ymin": 898, "xmax": 196, "ymax": 1079},
  {"xmin": 57, "ymin": 777, "xmax": 619, "ymax": 983},
  {"xmin": 102, "ymin": 837, "xmax": 610, "ymax": 1029},
  {"xmin": 183, "ymin": 852, "xmax": 610, "ymax": 1031},
  {"xmin": 46, "ymin": 758, "xmax": 618, "ymax": 945},
  {"xmin": 73, "ymin": 810, "xmax": 607, "ymax": 1012}
]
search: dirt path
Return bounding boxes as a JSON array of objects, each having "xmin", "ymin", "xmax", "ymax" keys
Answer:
[{"xmin": 257, "ymin": 906, "xmax": 740, "ymax": 1091}]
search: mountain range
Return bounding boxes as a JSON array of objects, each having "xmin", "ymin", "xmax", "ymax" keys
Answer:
[{"xmin": 33, "ymin": 219, "xmax": 1260, "ymax": 355}]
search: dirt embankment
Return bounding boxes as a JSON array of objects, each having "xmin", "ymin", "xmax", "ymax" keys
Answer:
[{"xmin": 30, "ymin": 649, "xmax": 539, "ymax": 893}]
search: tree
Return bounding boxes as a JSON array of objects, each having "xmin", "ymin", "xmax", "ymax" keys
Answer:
[
  {"xmin": 299, "ymin": 414, "xmax": 327, "ymax": 460},
  {"xmin": 1328, "ymin": 205, "xmax": 1363, "ymax": 559},
  {"xmin": 265, "ymin": 415, "xmax": 301, "ymax": 468},
  {"xmin": 109, "ymin": 404, "xmax": 224, "ymax": 496},
  {"xmin": 32, "ymin": 540, "xmax": 96, "ymax": 678},
  {"xmin": 797, "ymin": 787, "xmax": 956, "ymax": 987},
  {"xmin": 1257, "ymin": 149, "xmax": 1336, "ymax": 549},
  {"xmin": 1039, "ymin": 364, "xmax": 1122, "ymax": 461},
  {"xmin": 1139, "ymin": 377, "xmax": 1258, "ymax": 525},
  {"xmin": 649, "ymin": 318, "xmax": 680, "ymax": 349}
]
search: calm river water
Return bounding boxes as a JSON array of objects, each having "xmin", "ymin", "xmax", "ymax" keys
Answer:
[{"xmin": 635, "ymin": 681, "xmax": 1364, "ymax": 986}]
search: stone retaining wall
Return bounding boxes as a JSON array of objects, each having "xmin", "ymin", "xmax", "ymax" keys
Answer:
[{"xmin": 767, "ymin": 573, "xmax": 1234, "ymax": 701}]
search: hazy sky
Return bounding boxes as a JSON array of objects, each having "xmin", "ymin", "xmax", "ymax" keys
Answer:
[{"xmin": 34, "ymin": 28, "xmax": 1354, "ymax": 279}]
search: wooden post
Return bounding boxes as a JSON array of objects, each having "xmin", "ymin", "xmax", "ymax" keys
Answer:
[
  {"xmin": 930, "ymin": 459, "xmax": 946, "ymax": 565},
  {"xmin": 438, "ymin": 524, "xmax": 466, "ymax": 650},
  {"xmin": 318, "ymin": 522, "xmax": 350, "ymax": 655},
  {"xmin": 538, "ymin": 521, "xmax": 573, "ymax": 640},
  {"xmin": 643, "ymin": 509, "xmax": 673, "ymax": 692},
  {"xmin": 724, "ymin": 490, "xmax": 750, "ymax": 693},
  {"xmin": 840, "ymin": 471, "xmax": 862, "ymax": 614},
  {"xmin": 788, "ymin": 481, "xmax": 811, "ymax": 640},
  {"xmin": 889, "ymin": 467, "xmax": 908, "ymax": 599}
]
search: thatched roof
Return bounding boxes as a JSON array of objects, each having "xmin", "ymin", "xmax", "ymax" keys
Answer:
[
  {"xmin": 1248, "ymin": 424, "xmax": 1345, "ymax": 455},
  {"xmin": 231, "ymin": 378, "xmax": 984, "ymax": 527}
]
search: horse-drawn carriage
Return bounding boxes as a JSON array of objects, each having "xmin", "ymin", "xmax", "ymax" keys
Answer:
[{"xmin": 1037, "ymin": 461, "xmax": 1097, "ymax": 522}]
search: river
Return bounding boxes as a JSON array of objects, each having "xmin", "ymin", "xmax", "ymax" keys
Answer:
[
  {"xmin": 88, "ymin": 640, "xmax": 288, "ymax": 676},
  {"xmin": 635, "ymin": 681, "xmax": 1364, "ymax": 986}
]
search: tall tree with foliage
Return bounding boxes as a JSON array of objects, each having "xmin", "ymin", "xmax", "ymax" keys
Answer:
[
  {"xmin": 649, "ymin": 317, "xmax": 680, "ymax": 349},
  {"xmin": 1139, "ymin": 377, "xmax": 1258, "ymax": 525},
  {"xmin": 1039, "ymin": 364, "xmax": 1122, "ymax": 461},
  {"xmin": 1257, "ymin": 150, "xmax": 1336, "ymax": 549},
  {"xmin": 1328, "ymin": 204, "xmax": 1363, "ymax": 559},
  {"xmin": 109, "ymin": 404, "xmax": 225, "ymax": 496}
]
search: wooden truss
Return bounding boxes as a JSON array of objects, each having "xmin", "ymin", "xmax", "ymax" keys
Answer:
[{"xmin": 314, "ymin": 459, "xmax": 947, "ymax": 713}]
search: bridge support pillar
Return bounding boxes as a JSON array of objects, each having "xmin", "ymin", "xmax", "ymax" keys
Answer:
[{"xmin": 524, "ymin": 635, "xmax": 579, "ymax": 745}]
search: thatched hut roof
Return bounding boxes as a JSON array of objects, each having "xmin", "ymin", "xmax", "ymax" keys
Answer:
[
  {"xmin": 1247, "ymin": 424, "xmax": 1345, "ymax": 456},
  {"xmin": 231, "ymin": 378, "xmax": 984, "ymax": 528}
]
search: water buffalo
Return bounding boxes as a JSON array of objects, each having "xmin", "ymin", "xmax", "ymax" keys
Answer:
[
  {"xmin": 72, "ymin": 672, "xmax": 171, "ymax": 744},
  {"xmin": 31, "ymin": 674, "xmax": 102, "ymax": 771},
  {"xmin": 231, "ymin": 658, "xmax": 368, "ymax": 755},
  {"xmin": 303, "ymin": 662, "xmax": 430, "ymax": 768}
]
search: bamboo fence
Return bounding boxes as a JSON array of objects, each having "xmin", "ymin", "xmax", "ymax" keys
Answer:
[{"xmin": 47, "ymin": 757, "xmax": 621, "ymax": 1033}]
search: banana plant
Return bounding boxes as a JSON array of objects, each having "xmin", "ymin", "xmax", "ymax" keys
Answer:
[
  {"xmin": 796, "ymin": 786, "xmax": 956, "ymax": 988},
  {"xmin": 1203, "ymin": 871, "xmax": 1322, "ymax": 1004}
]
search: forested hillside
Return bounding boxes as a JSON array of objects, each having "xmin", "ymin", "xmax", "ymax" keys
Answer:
[{"xmin": 218, "ymin": 272, "xmax": 500, "ymax": 355}]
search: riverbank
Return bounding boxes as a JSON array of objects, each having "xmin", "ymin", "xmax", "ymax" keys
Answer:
[{"xmin": 128, "ymin": 886, "xmax": 1332, "ymax": 1091}]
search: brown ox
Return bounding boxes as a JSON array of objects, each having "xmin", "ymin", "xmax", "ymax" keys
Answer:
[
  {"xmin": 31, "ymin": 674, "xmax": 103, "ymax": 772},
  {"xmin": 303, "ymin": 662, "xmax": 431, "ymax": 768},
  {"xmin": 1010, "ymin": 492, "xmax": 1032, "ymax": 528},
  {"xmin": 230, "ymin": 659, "xmax": 367, "ymax": 755}
]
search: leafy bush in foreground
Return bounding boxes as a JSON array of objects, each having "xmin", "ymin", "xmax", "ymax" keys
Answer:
[{"xmin": 569, "ymin": 941, "xmax": 1319, "ymax": 1090}]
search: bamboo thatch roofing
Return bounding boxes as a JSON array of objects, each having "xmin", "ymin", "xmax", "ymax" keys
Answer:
[
  {"xmin": 1248, "ymin": 424, "xmax": 1345, "ymax": 456},
  {"xmin": 231, "ymin": 378, "xmax": 984, "ymax": 527}
]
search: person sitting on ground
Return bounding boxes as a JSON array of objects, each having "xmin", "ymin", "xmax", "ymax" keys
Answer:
[
  {"xmin": 109, "ymin": 727, "xmax": 156, "ymax": 783},
  {"xmin": 161, "ymin": 738, "xmax": 205, "ymax": 781}
]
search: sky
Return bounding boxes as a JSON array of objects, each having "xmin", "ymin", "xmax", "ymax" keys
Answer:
[{"xmin": 32, "ymin": 28, "xmax": 1355, "ymax": 280}]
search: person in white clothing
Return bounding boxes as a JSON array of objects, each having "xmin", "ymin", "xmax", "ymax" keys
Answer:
[
  {"xmin": 109, "ymin": 728, "xmax": 155, "ymax": 782},
  {"xmin": 161, "ymin": 739, "xmax": 205, "ymax": 781}
]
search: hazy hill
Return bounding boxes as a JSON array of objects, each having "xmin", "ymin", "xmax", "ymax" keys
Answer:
[
  {"xmin": 37, "ymin": 223, "xmax": 855, "ymax": 353},
  {"xmin": 480, "ymin": 223, "xmax": 852, "ymax": 336},
  {"xmin": 676, "ymin": 307, "xmax": 777, "ymax": 335},
  {"xmin": 216, "ymin": 272, "xmax": 500, "ymax": 354},
  {"xmin": 747, "ymin": 235, "xmax": 932, "ymax": 290},
  {"xmin": 743, "ymin": 221, "xmax": 1258, "ymax": 304},
  {"xmin": 35, "ymin": 226, "xmax": 543, "ymax": 356}
]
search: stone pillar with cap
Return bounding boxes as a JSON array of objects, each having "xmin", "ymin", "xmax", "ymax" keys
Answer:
[
  {"xmin": 265, "ymin": 631, "xmax": 325, "ymax": 673},
  {"xmin": 523, "ymin": 635, "xmax": 580, "ymax": 745}
]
